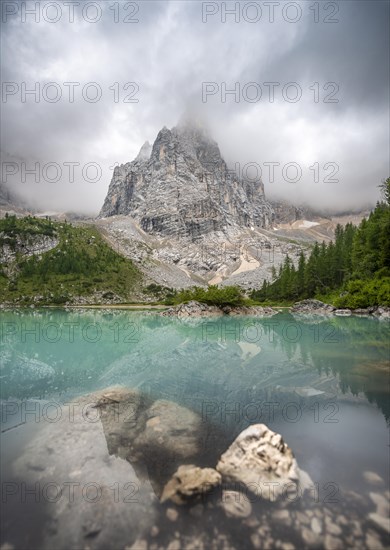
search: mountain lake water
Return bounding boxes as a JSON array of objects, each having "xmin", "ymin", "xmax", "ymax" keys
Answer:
[{"xmin": 0, "ymin": 309, "xmax": 389, "ymax": 549}]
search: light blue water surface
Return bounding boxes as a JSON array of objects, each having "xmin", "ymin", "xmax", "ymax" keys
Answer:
[{"xmin": 0, "ymin": 309, "xmax": 389, "ymax": 547}]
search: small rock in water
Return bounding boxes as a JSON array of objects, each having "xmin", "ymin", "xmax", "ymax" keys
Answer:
[
  {"xmin": 250, "ymin": 533, "xmax": 262, "ymax": 549},
  {"xmin": 368, "ymin": 513, "xmax": 390, "ymax": 534},
  {"xmin": 351, "ymin": 520, "xmax": 363, "ymax": 538},
  {"xmin": 338, "ymin": 515, "xmax": 348, "ymax": 526},
  {"xmin": 161, "ymin": 465, "xmax": 221, "ymax": 504},
  {"xmin": 365, "ymin": 530, "xmax": 384, "ymax": 549},
  {"xmin": 295, "ymin": 511, "xmax": 310, "ymax": 526},
  {"xmin": 220, "ymin": 490, "xmax": 252, "ymax": 518},
  {"xmin": 150, "ymin": 526, "xmax": 159, "ymax": 537},
  {"xmin": 325, "ymin": 519, "xmax": 342, "ymax": 536},
  {"xmin": 302, "ymin": 528, "xmax": 319, "ymax": 546},
  {"xmin": 324, "ymin": 534, "xmax": 344, "ymax": 550},
  {"xmin": 363, "ymin": 471, "xmax": 384, "ymax": 485},
  {"xmin": 166, "ymin": 508, "xmax": 179, "ymax": 522},
  {"xmin": 369, "ymin": 492, "xmax": 390, "ymax": 517},
  {"xmin": 311, "ymin": 517, "xmax": 322, "ymax": 535},
  {"xmin": 216, "ymin": 424, "xmax": 300, "ymax": 501}
]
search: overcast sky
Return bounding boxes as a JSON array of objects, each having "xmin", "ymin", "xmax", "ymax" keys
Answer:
[{"xmin": 1, "ymin": 0, "xmax": 389, "ymax": 214}]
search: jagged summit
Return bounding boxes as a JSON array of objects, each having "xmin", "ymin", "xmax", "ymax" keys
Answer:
[
  {"xmin": 99, "ymin": 120, "xmax": 274, "ymax": 239},
  {"xmin": 135, "ymin": 141, "xmax": 152, "ymax": 161}
]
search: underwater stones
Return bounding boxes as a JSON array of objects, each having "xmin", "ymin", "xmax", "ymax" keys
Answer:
[
  {"xmin": 160, "ymin": 465, "xmax": 221, "ymax": 504},
  {"xmin": 216, "ymin": 424, "xmax": 300, "ymax": 501},
  {"xmin": 95, "ymin": 390, "xmax": 208, "ymax": 496}
]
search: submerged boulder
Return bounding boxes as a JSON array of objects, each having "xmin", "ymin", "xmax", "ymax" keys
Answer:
[
  {"xmin": 161, "ymin": 465, "xmax": 221, "ymax": 504},
  {"xmin": 13, "ymin": 387, "xmax": 158, "ymax": 550},
  {"xmin": 91, "ymin": 388, "xmax": 221, "ymax": 497},
  {"xmin": 216, "ymin": 424, "xmax": 306, "ymax": 502}
]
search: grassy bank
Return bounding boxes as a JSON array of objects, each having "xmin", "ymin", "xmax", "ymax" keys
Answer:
[{"xmin": 0, "ymin": 216, "xmax": 142, "ymax": 305}]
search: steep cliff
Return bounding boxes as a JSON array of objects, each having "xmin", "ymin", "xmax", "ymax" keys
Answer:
[{"xmin": 100, "ymin": 121, "xmax": 274, "ymax": 239}]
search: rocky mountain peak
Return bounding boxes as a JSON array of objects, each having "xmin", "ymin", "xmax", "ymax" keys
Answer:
[
  {"xmin": 99, "ymin": 120, "xmax": 274, "ymax": 239},
  {"xmin": 135, "ymin": 141, "xmax": 152, "ymax": 161}
]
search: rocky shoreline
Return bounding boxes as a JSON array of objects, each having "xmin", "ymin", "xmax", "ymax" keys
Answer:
[
  {"xmin": 291, "ymin": 299, "xmax": 390, "ymax": 319},
  {"xmin": 160, "ymin": 299, "xmax": 390, "ymax": 319},
  {"xmin": 161, "ymin": 300, "xmax": 278, "ymax": 318},
  {"xmin": 1, "ymin": 297, "xmax": 389, "ymax": 318}
]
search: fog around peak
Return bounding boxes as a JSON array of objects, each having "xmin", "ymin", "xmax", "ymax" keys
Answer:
[{"xmin": 1, "ymin": 0, "xmax": 388, "ymax": 215}]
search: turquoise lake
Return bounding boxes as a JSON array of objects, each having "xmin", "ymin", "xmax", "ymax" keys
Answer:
[{"xmin": 1, "ymin": 309, "xmax": 389, "ymax": 549}]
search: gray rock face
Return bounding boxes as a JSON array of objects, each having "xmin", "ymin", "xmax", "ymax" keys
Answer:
[
  {"xmin": 216, "ymin": 424, "xmax": 301, "ymax": 502},
  {"xmin": 100, "ymin": 121, "xmax": 274, "ymax": 239},
  {"xmin": 0, "ymin": 233, "xmax": 59, "ymax": 275}
]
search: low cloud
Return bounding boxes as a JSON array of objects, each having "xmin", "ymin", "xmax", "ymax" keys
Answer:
[{"xmin": 1, "ymin": 0, "xmax": 388, "ymax": 214}]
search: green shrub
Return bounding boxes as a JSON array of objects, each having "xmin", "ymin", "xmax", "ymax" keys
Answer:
[
  {"xmin": 173, "ymin": 285, "xmax": 245, "ymax": 307},
  {"xmin": 334, "ymin": 277, "xmax": 390, "ymax": 308}
]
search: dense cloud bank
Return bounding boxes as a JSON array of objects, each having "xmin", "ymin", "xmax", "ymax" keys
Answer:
[{"xmin": 1, "ymin": 0, "xmax": 388, "ymax": 214}]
